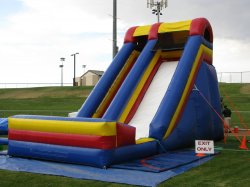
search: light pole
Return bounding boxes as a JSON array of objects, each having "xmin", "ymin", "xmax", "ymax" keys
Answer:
[
  {"xmin": 71, "ymin": 52, "xmax": 79, "ymax": 86},
  {"xmin": 59, "ymin": 57, "xmax": 65, "ymax": 87},
  {"xmin": 82, "ymin": 64, "xmax": 86, "ymax": 74}
]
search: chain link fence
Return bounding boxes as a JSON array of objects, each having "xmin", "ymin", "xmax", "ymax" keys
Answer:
[
  {"xmin": 217, "ymin": 71, "xmax": 250, "ymax": 83},
  {"xmin": 1, "ymin": 73, "xmax": 250, "ymax": 88}
]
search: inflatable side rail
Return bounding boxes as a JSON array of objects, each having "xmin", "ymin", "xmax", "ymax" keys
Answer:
[
  {"xmin": 76, "ymin": 42, "xmax": 135, "ymax": 118},
  {"xmin": 0, "ymin": 118, "xmax": 8, "ymax": 135},
  {"xmin": 8, "ymin": 115, "xmax": 157, "ymax": 168},
  {"xmin": 149, "ymin": 36, "xmax": 213, "ymax": 140},
  {"xmin": 77, "ymin": 25, "xmax": 152, "ymax": 118},
  {"xmin": 8, "ymin": 115, "xmax": 135, "ymax": 150},
  {"xmin": 0, "ymin": 138, "xmax": 8, "ymax": 145}
]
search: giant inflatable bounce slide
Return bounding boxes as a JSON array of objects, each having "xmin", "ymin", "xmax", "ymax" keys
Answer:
[{"xmin": 7, "ymin": 18, "xmax": 224, "ymax": 168}]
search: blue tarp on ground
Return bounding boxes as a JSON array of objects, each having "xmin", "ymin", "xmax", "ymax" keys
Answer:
[
  {"xmin": 111, "ymin": 149, "xmax": 213, "ymax": 172},
  {"xmin": 0, "ymin": 150, "xmax": 214, "ymax": 187}
]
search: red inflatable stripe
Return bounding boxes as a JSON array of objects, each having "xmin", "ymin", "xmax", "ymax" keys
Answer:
[
  {"xmin": 116, "ymin": 123, "xmax": 136, "ymax": 146},
  {"xmin": 190, "ymin": 18, "xmax": 213, "ymax": 43},
  {"xmin": 124, "ymin": 26, "xmax": 138, "ymax": 43},
  {"xmin": 8, "ymin": 129, "xmax": 116, "ymax": 149},
  {"xmin": 148, "ymin": 22, "xmax": 162, "ymax": 40}
]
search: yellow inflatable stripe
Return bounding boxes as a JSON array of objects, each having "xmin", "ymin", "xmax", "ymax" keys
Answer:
[
  {"xmin": 161, "ymin": 50, "xmax": 183, "ymax": 59},
  {"xmin": 133, "ymin": 25, "xmax": 151, "ymax": 37},
  {"xmin": 163, "ymin": 45, "xmax": 212, "ymax": 139},
  {"xmin": 92, "ymin": 50, "xmax": 140, "ymax": 118},
  {"xmin": 159, "ymin": 20, "xmax": 192, "ymax": 33},
  {"xmin": 119, "ymin": 51, "xmax": 161, "ymax": 123},
  {"xmin": 136, "ymin": 137, "xmax": 155, "ymax": 144},
  {"xmin": 9, "ymin": 118, "xmax": 117, "ymax": 136}
]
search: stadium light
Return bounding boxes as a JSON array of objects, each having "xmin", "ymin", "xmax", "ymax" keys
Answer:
[{"xmin": 59, "ymin": 57, "xmax": 65, "ymax": 87}]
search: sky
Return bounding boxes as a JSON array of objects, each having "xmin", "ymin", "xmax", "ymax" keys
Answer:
[{"xmin": 0, "ymin": 0, "xmax": 250, "ymax": 85}]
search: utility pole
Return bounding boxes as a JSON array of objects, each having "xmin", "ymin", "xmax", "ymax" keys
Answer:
[
  {"xmin": 59, "ymin": 57, "xmax": 65, "ymax": 87},
  {"xmin": 71, "ymin": 52, "xmax": 79, "ymax": 86},
  {"xmin": 147, "ymin": 0, "xmax": 167, "ymax": 22},
  {"xmin": 113, "ymin": 0, "xmax": 118, "ymax": 58}
]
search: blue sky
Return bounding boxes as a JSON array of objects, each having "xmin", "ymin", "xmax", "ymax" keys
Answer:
[
  {"xmin": 0, "ymin": 0, "xmax": 250, "ymax": 85},
  {"xmin": 0, "ymin": 0, "xmax": 24, "ymax": 17}
]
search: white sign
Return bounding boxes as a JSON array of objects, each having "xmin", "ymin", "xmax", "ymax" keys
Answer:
[{"xmin": 195, "ymin": 140, "xmax": 214, "ymax": 154}]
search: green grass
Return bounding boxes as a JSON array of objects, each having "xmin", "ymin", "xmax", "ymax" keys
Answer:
[
  {"xmin": 0, "ymin": 86, "xmax": 93, "ymax": 117},
  {"xmin": 160, "ymin": 140, "xmax": 250, "ymax": 187},
  {"xmin": 0, "ymin": 169, "xmax": 131, "ymax": 187},
  {"xmin": 219, "ymin": 83, "xmax": 250, "ymax": 128},
  {"xmin": 0, "ymin": 84, "xmax": 249, "ymax": 187}
]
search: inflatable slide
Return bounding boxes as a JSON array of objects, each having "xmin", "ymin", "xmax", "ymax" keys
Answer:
[{"xmin": 7, "ymin": 18, "xmax": 224, "ymax": 168}]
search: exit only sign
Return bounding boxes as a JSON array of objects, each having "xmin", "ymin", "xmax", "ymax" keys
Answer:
[{"xmin": 195, "ymin": 140, "xmax": 214, "ymax": 154}]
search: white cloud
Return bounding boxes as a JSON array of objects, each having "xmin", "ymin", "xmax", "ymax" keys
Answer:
[
  {"xmin": 0, "ymin": 0, "xmax": 116, "ymax": 84},
  {"xmin": 0, "ymin": 0, "xmax": 250, "ymax": 85},
  {"xmin": 214, "ymin": 38, "xmax": 250, "ymax": 72}
]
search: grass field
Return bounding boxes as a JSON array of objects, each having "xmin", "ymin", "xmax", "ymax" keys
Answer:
[
  {"xmin": 0, "ymin": 83, "xmax": 250, "ymax": 187},
  {"xmin": 0, "ymin": 86, "xmax": 93, "ymax": 117},
  {"xmin": 219, "ymin": 83, "xmax": 250, "ymax": 128}
]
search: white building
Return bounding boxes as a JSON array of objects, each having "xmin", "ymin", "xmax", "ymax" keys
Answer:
[{"xmin": 76, "ymin": 70, "xmax": 104, "ymax": 86}]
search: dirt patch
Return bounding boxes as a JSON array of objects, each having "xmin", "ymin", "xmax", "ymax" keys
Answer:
[
  {"xmin": 240, "ymin": 84, "xmax": 250, "ymax": 94},
  {"xmin": 0, "ymin": 90, "xmax": 43, "ymax": 99},
  {"xmin": 45, "ymin": 90, "xmax": 91, "ymax": 98}
]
